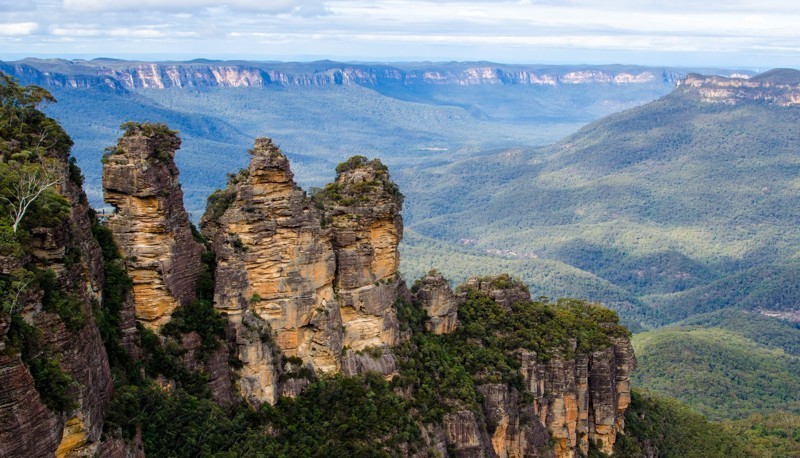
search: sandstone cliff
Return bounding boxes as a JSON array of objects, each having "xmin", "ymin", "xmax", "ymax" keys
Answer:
[
  {"xmin": 0, "ymin": 141, "xmax": 113, "ymax": 456},
  {"xmin": 315, "ymin": 156, "xmax": 404, "ymax": 359},
  {"xmin": 412, "ymin": 271, "xmax": 459, "ymax": 334},
  {"xmin": 102, "ymin": 123, "xmax": 203, "ymax": 330},
  {"xmin": 678, "ymin": 69, "xmax": 800, "ymax": 106},
  {"xmin": 200, "ymin": 142, "xmax": 408, "ymax": 405},
  {"xmin": 0, "ymin": 59, "xmax": 690, "ymax": 91},
  {"xmin": 412, "ymin": 275, "xmax": 637, "ymax": 458}
]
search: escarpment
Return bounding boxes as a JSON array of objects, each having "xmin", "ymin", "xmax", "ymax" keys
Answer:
[
  {"xmin": 102, "ymin": 123, "xmax": 203, "ymax": 330},
  {"xmin": 2, "ymin": 95, "xmax": 638, "ymax": 456},
  {"xmin": 678, "ymin": 69, "xmax": 800, "ymax": 105}
]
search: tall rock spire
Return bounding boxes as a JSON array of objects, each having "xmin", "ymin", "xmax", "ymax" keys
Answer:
[{"xmin": 102, "ymin": 122, "xmax": 203, "ymax": 330}]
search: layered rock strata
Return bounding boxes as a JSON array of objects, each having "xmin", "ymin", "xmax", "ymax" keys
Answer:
[
  {"xmin": 678, "ymin": 69, "xmax": 800, "ymax": 106},
  {"xmin": 1, "ymin": 59, "xmax": 686, "ymax": 90},
  {"xmin": 201, "ymin": 143, "xmax": 407, "ymax": 404},
  {"xmin": 201, "ymin": 138, "xmax": 342, "ymax": 405},
  {"xmin": 0, "ymin": 151, "xmax": 113, "ymax": 456},
  {"xmin": 102, "ymin": 124, "xmax": 203, "ymax": 330},
  {"xmin": 316, "ymin": 156, "xmax": 403, "ymax": 353}
]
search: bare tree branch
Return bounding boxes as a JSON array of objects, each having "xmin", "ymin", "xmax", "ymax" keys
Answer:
[{"xmin": 2, "ymin": 160, "xmax": 63, "ymax": 233}]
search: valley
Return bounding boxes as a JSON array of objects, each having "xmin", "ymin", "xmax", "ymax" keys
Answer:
[{"xmin": 2, "ymin": 59, "xmax": 800, "ymax": 456}]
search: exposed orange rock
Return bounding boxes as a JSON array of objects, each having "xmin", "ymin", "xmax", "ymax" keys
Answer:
[{"xmin": 102, "ymin": 123, "xmax": 203, "ymax": 330}]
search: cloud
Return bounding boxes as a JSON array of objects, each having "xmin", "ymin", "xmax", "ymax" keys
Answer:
[
  {"xmin": 52, "ymin": 26, "xmax": 198, "ymax": 38},
  {"xmin": 63, "ymin": 0, "xmax": 329, "ymax": 15},
  {"xmin": 0, "ymin": 0, "xmax": 38, "ymax": 11},
  {"xmin": 1, "ymin": 1, "xmax": 799, "ymax": 67},
  {"xmin": 0, "ymin": 22, "xmax": 38, "ymax": 36}
]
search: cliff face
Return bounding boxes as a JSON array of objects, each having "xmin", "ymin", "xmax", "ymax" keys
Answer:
[
  {"xmin": 515, "ymin": 338, "xmax": 636, "ymax": 456},
  {"xmin": 0, "ymin": 150, "xmax": 113, "ymax": 456},
  {"xmin": 0, "ymin": 59, "xmax": 687, "ymax": 91},
  {"xmin": 678, "ymin": 70, "xmax": 800, "ymax": 105},
  {"xmin": 0, "ymin": 73, "xmax": 646, "ymax": 456},
  {"xmin": 316, "ymin": 157, "xmax": 404, "ymax": 356},
  {"xmin": 413, "ymin": 271, "xmax": 459, "ymax": 334},
  {"xmin": 425, "ymin": 276, "xmax": 637, "ymax": 458},
  {"xmin": 102, "ymin": 124, "xmax": 203, "ymax": 330},
  {"xmin": 200, "ymin": 143, "xmax": 407, "ymax": 405}
]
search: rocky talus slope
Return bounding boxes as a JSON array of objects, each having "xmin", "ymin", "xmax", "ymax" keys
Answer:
[{"xmin": 102, "ymin": 123, "xmax": 203, "ymax": 330}]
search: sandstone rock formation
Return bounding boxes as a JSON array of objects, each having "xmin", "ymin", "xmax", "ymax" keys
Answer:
[
  {"xmin": 316, "ymin": 155, "xmax": 403, "ymax": 353},
  {"xmin": 679, "ymin": 69, "xmax": 800, "ymax": 106},
  {"xmin": 201, "ymin": 138, "xmax": 342, "ymax": 404},
  {"xmin": 441, "ymin": 275, "xmax": 638, "ymax": 458},
  {"xmin": 413, "ymin": 271, "xmax": 458, "ymax": 334},
  {"xmin": 461, "ymin": 273, "xmax": 532, "ymax": 310},
  {"xmin": 1, "ymin": 59, "xmax": 686, "ymax": 91},
  {"xmin": 102, "ymin": 123, "xmax": 203, "ymax": 330},
  {"xmin": 0, "ymin": 150, "xmax": 113, "ymax": 456},
  {"xmin": 201, "ymin": 143, "xmax": 407, "ymax": 404}
]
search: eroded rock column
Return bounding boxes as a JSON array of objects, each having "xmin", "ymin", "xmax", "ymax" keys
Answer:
[
  {"xmin": 316, "ymin": 156, "xmax": 403, "ymax": 354},
  {"xmin": 201, "ymin": 138, "xmax": 342, "ymax": 404},
  {"xmin": 102, "ymin": 123, "xmax": 203, "ymax": 330}
]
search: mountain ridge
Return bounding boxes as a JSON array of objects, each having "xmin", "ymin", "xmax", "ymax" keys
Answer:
[{"xmin": 0, "ymin": 58, "xmax": 752, "ymax": 91}]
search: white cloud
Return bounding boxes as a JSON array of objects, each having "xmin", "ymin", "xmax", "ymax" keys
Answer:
[
  {"xmin": 0, "ymin": 22, "xmax": 38, "ymax": 36},
  {"xmin": 1, "ymin": 1, "xmax": 799, "ymax": 67},
  {"xmin": 52, "ymin": 26, "xmax": 198, "ymax": 38},
  {"xmin": 63, "ymin": 0, "xmax": 328, "ymax": 14}
]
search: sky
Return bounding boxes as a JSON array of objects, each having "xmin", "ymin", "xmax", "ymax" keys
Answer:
[{"xmin": 1, "ymin": 0, "xmax": 799, "ymax": 68}]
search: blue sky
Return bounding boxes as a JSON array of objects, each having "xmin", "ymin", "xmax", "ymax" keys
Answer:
[{"xmin": 1, "ymin": 0, "xmax": 799, "ymax": 68}]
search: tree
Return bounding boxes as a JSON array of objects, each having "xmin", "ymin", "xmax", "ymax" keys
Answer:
[
  {"xmin": 2, "ymin": 160, "xmax": 62, "ymax": 233},
  {"xmin": 1, "ymin": 268, "xmax": 34, "ymax": 316}
]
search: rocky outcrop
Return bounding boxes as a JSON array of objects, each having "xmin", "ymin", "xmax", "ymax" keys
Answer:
[
  {"xmin": 439, "ymin": 275, "xmax": 637, "ymax": 458},
  {"xmin": 678, "ymin": 69, "xmax": 800, "ymax": 106},
  {"xmin": 476, "ymin": 383, "xmax": 551, "ymax": 457},
  {"xmin": 102, "ymin": 123, "xmax": 203, "ymax": 330},
  {"xmin": 201, "ymin": 138, "xmax": 342, "ymax": 404},
  {"xmin": 413, "ymin": 271, "xmax": 458, "ymax": 334},
  {"xmin": 460, "ymin": 274, "xmax": 532, "ymax": 310},
  {"xmin": 0, "ymin": 148, "xmax": 114, "ymax": 455},
  {"xmin": 0, "ymin": 353, "xmax": 62, "ymax": 457},
  {"xmin": 316, "ymin": 156, "xmax": 403, "ymax": 365},
  {"xmin": 201, "ymin": 143, "xmax": 407, "ymax": 405}
]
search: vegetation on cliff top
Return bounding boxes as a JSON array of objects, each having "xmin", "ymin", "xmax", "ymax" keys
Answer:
[
  {"xmin": 394, "ymin": 281, "xmax": 628, "ymax": 427},
  {"xmin": 103, "ymin": 121, "xmax": 180, "ymax": 165},
  {"xmin": 313, "ymin": 155, "xmax": 403, "ymax": 207}
]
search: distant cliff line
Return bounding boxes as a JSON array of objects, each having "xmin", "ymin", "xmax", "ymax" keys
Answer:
[{"xmin": 0, "ymin": 58, "xmax": 749, "ymax": 91}]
